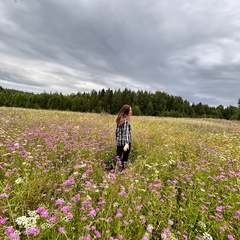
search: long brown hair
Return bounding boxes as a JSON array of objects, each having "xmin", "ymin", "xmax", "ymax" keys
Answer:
[{"xmin": 116, "ymin": 104, "xmax": 131, "ymax": 125}]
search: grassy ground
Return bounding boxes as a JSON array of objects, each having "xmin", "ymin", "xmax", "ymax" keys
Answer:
[{"xmin": 0, "ymin": 107, "xmax": 239, "ymax": 239}]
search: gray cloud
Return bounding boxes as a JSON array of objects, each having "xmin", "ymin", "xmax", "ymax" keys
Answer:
[{"xmin": 0, "ymin": 0, "xmax": 239, "ymax": 106}]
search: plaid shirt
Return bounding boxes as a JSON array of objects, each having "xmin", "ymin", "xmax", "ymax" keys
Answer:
[{"xmin": 116, "ymin": 118, "xmax": 132, "ymax": 146}]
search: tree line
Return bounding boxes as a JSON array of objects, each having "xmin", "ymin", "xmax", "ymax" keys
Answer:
[{"xmin": 0, "ymin": 86, "xmax": 239, "ymax": 120}]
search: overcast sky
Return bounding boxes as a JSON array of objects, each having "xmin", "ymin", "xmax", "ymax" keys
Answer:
[{"xmin": 0, "ymin": 0, "xmax": 240, "ymax": 107}]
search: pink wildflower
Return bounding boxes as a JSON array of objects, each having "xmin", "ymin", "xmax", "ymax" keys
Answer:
[
  {"xmin": 147, "ymin": 227, "xmax": 153, "ymax": 233},
  {"xmin": 216, "ymin": 206, "xmax": 224, "ymax": 212},
  {"xmin": 168, "ymin": 220, "xmax": 174, "ymax": 225},
  {"xmin": 10, "ymin": 233, "xmax": 20, "ymax": 240},
  {"xmin": 24, "ymin": 228, "xmax": 40, "ymax": 236},
  {"xmin": 0, "ymin": 193, "xmax": 8, "ymax": 198},
  {"xmin": 94, "ymin": 231, "xmax": 101, "ymax": 238},
  {"xmin": 116, "ymin": 212, "xmax": 122, "ymax": 217},
  {"xmin": 55, "ymin": 199, "xmax": 65, "ymax": 205},
  {"xmin": 61, "ymin": 205, "xmax": 71, "ymax": 212},
  {"xmin": 89, "ymin": 208, "xmax": 96, "ymax": 217},
  {"xmin": 163, "ymin": 228, "xmax": 171, "ymax": 235},
  {"xmin": 49, "ymin": 216, "xmax": 57, "ymax": 222},
  {"xmin": 5, "ymin": 226, "xmax": 14, "ymax": 235},
  {"xmin": 0, "ymin": 217, "xmax": 8, "ymax": 224}
]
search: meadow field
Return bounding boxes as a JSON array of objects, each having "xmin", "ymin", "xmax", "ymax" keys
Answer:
[{"xmin": 0, "ymin": 107, "xmax": 239, "ymax": 240}]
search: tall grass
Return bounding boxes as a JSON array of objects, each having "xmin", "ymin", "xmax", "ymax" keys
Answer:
[{"xmin": 0, "ymin": 107, "xmax": 239, "ymax": 240}]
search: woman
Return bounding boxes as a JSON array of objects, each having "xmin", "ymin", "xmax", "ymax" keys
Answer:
[{"xmin": 115, "ymin": 104, "xmax": 132, "ymax": 171}]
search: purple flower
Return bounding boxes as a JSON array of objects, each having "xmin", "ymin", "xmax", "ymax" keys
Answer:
[
  {"xmin": 136, "ymin": 204, "xmax": 143, "ymax": 211},
  {"xmin": 59, "ymin": 227, "xmax": 65, "ymax": 233},
  {"xmin": 24, "ymin": 228, "xmax": 40, "ymax": 236},
  {"xmin": 10, "ymin": 233, "xmax": 20, "ymax": 240},
  {"xmin": 55, "ymin": 199, "xmax": 65, "ymax": 205},
  {"xmin": 5, "ymin": 226, "xmax": 14, "ymax": 235},
  {"xmin": 0, "ymin": 217, "xmax": 8, "ymax": 225},
  {"xmin": 84, "ymin": 235, "xmax": 91, "ymax": 240},
  {"xmin": 228, "ymin": 235, "xmax": 234, "ymax": 240},
  {"xmin": 0, "ymin": 193, "xmax": 9, "ymax": 198},
  {"xmin": 216, "ymin": 206, "xmax": 224, "ymax": 212},
  {"xmin": 116, "ymin": 212, "xmax": 122, "ymax": 218},
  {"xmin": 61, "ymin": 205, "xmax": 71, "ymax": 212},
  {"xmin": 163, "ymin": 228, "xmax": 171, "ymax": 235},
  {"xmin": 89, "ymin": 208, "xmax": 96, "ymax": 217},
  {"xmin": 36, "ymin": 207, "xmax": 45, "ymax": 214},
  {"xmin": 168, "ymin": 220, "xmax": 174, "ymax": 225},
  {"xmin": 94, "ymin": 231, "xmax": 101, "ymax": 238},
  {"xmin": 49, "ymin": 216, "xmax": 56, "ymax": 222},
  {"xmin": 147, "ymin": 227, "xmax": 153, "ymax": 233}
]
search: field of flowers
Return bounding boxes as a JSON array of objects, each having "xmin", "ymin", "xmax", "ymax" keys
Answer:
[{"xmin": 0, "ymin": 107, "xmax": 239, "ymax": 240}]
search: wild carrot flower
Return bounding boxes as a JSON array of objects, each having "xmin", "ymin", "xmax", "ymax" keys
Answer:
[{"xmin": 202, "ymin": 232, "xmax": 213, "ymax": 240}]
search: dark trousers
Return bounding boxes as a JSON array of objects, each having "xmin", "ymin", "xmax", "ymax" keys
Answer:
[{"xmin": 116, "ymin": 143, "xmax": 131, "ymax": 168}]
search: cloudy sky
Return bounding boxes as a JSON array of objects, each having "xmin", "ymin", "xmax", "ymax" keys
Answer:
[{"xmin": 0, "ymin": 0, "xmax": 240, "ymax": 107}]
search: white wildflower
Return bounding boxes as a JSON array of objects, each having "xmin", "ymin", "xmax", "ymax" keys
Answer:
[
  {"xmin": 198, "ymin": 221, "xmax": 206, "ymax": 229},
  {"xmin": 41, "ymin": 222, "xmax": 54, "ymax": 229},
  {"xmin": 202, "ymin": 232, "xmax": 213, "ymax": 240},
  {"xmin": 15, "ymin": 177, "xmax": 24, "ymax": 184}
]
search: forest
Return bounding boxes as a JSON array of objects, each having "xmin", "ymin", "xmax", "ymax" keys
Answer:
[{"xmin": 0, "ymin": 86, "xmax": 239, "ymax": 120}]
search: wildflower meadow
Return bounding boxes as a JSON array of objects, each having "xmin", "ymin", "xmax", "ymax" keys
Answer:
[{"xmin": 0, "ymin": 107, "xmax": 239, "ymax": 240}]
